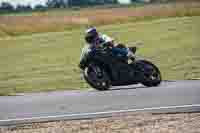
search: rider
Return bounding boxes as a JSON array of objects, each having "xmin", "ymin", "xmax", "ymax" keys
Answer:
[{"xmin": 84, "ymin": 27, "xmax": 135, "ymax": 59}]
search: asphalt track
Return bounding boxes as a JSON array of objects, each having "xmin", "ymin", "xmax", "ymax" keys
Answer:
[{"xmin": 0, "ymin": 80, "xmax": 200, "ymax": 126}]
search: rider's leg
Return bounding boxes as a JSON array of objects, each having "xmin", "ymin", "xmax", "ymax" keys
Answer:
[
  {"xmin": 112, "ymin": 47, "xmax": 135, "ymax": 59},
  {"xmin": 111, "ymin": 47, "xmax": 128, "ymax": 57}
]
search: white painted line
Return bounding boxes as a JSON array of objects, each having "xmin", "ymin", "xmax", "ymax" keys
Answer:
[
  {"xmin": 190, "ymin": 78, "xmax": 200, "ymax": 80},
  {"xmin": 0, "ymin": 104, "xmax": 200, "ymax": 124}
]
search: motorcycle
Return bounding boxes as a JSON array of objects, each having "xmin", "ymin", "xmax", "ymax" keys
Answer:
[{"xmin": 79, "ymin": 43, "xmax": 162, "ymax": 91}]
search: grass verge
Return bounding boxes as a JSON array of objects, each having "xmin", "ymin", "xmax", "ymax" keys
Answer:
[
  {"xmin": 0, "ymin": 1, "xmax": 200, "ymax": 37},
  {"xmin": 0, "ymin": 16, "xmax": 200, "ymax": 95}
]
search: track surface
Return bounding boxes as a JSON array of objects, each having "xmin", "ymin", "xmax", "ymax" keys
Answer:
[{"xmin": 0, "ymin": 80, "xmax": 200, "ymax": 126}]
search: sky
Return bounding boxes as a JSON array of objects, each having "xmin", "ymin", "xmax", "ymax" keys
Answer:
[
  {"xmin": 118, "ymin": 0, "xmax": 131, "ymax": 4},
  {"xmin": 0, "ymin": 0, "xmax": 48, "ymax": 8},
  {"xmin": 0, "ymin": 0, "xmax": 131, "ymax": 8}
]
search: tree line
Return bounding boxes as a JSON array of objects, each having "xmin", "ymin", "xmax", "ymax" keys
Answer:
[{"xmin": 0, "ymin": 0, "xmax": 119, "ymax": 13}]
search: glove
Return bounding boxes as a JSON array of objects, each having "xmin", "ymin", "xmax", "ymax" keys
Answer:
[{"xmin": 127, "ymin": 50, "xmax": 135, "ymax": 61}]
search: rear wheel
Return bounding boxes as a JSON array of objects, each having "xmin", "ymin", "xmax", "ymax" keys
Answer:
[
  {"xmin": 83, "ymin": 64, "xmax": 111, "ymax": 91},
  {"xmin": 137, "ymin": 60, "xmax": 162, "ymax": 87}
]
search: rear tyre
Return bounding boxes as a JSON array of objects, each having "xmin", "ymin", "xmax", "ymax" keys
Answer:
[
  {"xmin": 83, "ymin": 64, "xmax": 111, "ymax": 91},
  {"xmin": 137, "ymin": 60, "xmax": 162, "ymax": 87}
]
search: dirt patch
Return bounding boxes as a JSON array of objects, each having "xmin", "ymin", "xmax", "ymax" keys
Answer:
[{"xmin": 1, "ymin": 112, "xmax": 200, "ymax": 133}]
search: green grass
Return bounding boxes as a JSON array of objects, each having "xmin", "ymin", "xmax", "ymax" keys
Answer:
[
  {"xmin": 0, "ymin": 16, "xmax": 200, "ymax": 95},
  {"xmin": 0, "ymin": 1, "xmax": 200, "ymax": 38}
]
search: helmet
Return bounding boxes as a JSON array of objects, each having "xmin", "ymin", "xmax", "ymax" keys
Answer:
[{"xmin": 85, "ymin": 27, "xmax": 98, "ymax": 44}]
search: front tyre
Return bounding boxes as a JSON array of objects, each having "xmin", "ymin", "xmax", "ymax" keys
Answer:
[
  {"xmin": 83, "ymin": 64, "xmax": 111, "ymax": 91},
  {"xmin": 137, "ymin": 60, "xmax": 162, "ymax": 87}
]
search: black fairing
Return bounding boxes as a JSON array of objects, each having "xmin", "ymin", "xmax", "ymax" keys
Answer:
[{"xmin": 80, "ymin": 48, "xmax": 139, "ymax": 86}]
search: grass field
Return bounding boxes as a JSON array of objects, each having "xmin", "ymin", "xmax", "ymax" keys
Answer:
[
  {"xmin": 0, "ymin": 1, "xmax": 200, "ymax": 37},
  {"xmin": 0, "ymin": 16, "xmax": 200, "ymax": 95}
]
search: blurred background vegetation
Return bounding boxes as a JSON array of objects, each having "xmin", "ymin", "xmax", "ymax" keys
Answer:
[{"xmin": 0, "ymin": 0, "xmax": 193, "ymax": 14}]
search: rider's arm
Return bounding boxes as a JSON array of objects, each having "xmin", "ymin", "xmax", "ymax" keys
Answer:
[{"xmin": 100, "ymin": 34, "xmax": 114, "ymax": 47}]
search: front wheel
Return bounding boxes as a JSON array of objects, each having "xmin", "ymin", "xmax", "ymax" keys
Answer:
[
  {"xmin": 83, "ymin": 63, "xmax": 111, "ymax": 91},
  {"xmin": 136, "ymin": 60, "xmax": 162, "ymax": 87}
]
